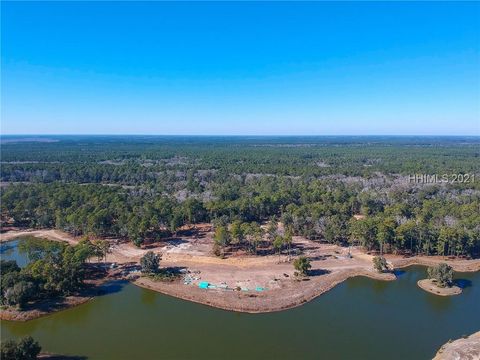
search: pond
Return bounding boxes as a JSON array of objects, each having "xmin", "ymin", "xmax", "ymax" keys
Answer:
[
  {"xmin": 1, "ymin": 238, "xmax": 479, "ymax": 360},
  {"xmin": 0, "ymin": 239, "xmax": 32, "ymax": 268}
]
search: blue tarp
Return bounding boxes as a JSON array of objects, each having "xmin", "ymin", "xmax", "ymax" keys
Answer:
[{"xmin": 198, "ymin": 281, "xmax": 209, "ymax": 289}]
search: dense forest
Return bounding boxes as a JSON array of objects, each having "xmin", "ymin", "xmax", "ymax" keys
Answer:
[
  {"xmin": 0, "ymin": 238, "xmax": 99, "ymax": 308},
  {"xmin": 1, "ymin": 136, "xmax": 479, "ymax": 257}
]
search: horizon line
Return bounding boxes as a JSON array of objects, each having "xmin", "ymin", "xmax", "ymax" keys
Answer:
[{"xmin": 1, "ymin": 134, "xmax": 480, "ymax": 137}]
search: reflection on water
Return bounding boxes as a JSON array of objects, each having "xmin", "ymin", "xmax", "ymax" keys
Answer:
[
  {"xmin": 1, "ymin": 240, "xmax": 29, "ymax": 267},
  {"xmin": 99, "ymin": 280, "xmax": 128, "ymax": 296},
  {"xmin": 372, "ymin": 279, "xmax": 389, "ymax": 293},
  {"xmin": 393, "ymin": 269, "xmax": 406, "ymax": 277},
  {"xmin": 455, "ymin": 278, "xmax": 472, "ymax": 289},
  {"xmin": 0, "ymin": 243, "xmax": 15, "ymax": 255},
  {"xmin": 1, "ymin": 238, "xmax": 479, "ymax": 360},
  {"xmin": 140, "ymin": 288, "xmax": 157, "ymax": 306},
  {"xmin": 424, "ymin": 292, "xmax": 454, "ymax": 312}
]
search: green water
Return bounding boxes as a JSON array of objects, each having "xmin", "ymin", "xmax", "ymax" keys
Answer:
[{"xmin": 1, "ymin": 239, "xmax": 479, "ymax": 360}]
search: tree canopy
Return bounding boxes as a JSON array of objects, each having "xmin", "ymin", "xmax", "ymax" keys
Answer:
[
  {"xmin": 1, "ymin": 137, "xmax": 479, "ymax": 258},
  {"xmin": 372, "ymin": 256, "xmax": 388, "ymax": 273},
  {"xmin": 0, "ymin": 239, "xmax": 96, "ymax": 308},
  {"xmin": 293, "ymin": 256, "xmax": 312, "ymax": 276},
  {"xmin": 427, "ymin": 263, "xmax": 454, "ymax": 288},
  {"xmin": 1, "ymin": 336, "xmax": 41, "ymax": 360},
  {"xmin": 140, "ymin": 251, "xmax": 160, "ymax": 274}
]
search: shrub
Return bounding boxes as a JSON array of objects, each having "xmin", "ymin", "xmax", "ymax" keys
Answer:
[
  {"xmin": 427, "ymin": 263, "xmax": 453, "ymax": 288},
  {"xmin": 372, "ymin": 256, "xmax": 388, "ymax": 273},
  {"xmin": 140, "ymin": 251, "xmax": 160, "ymax": 274},
  {"xmin": 4, "ymin": 281, "xmax": 35, "ymax": 309},
  {"xmin": 293, "ymin": 256, "xmax": 311, "ymax": 276}
]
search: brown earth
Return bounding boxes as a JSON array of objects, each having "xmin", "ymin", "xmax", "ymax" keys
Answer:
[
  {"xmin": 0, "ymin": 229, "xmax": 79, "ymax": 245},
  {"xmin": 38, "ymin": 353, "xmax": 87, "ymax": 360},
  {"xmin": 417, "ymin": 279, "xmax": 462, "ymax": 296},
  {"xmin": 433, "ymin": 331, "xmax": 480, "ymax": 360}
]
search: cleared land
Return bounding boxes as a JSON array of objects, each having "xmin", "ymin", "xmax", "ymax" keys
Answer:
[{"xmin": 1, "ymin": 228, "xmax": 479, "ymax": 315}]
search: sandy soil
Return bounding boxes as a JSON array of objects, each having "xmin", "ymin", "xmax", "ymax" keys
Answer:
[
  {"xmin": 2, "ymin": 228, "xmax": 480, "ymax": 314},
  {"xmin": 39, "ymin": 353, "xmax": 87, "ymax": 360},
  {"xmin": 386, "ymin": 255, "xmax": 480, "ymax": 273},
  {"xmin": 0, "ymin": 229, "xmax": 78, "ymax": 245},
  {"xmin": 433, "ymin": 331, "xmax": 480, "ymax": 360},
  {"xmin": 417, "ymin": 279, "xmax": 462, "ymax": 296}
]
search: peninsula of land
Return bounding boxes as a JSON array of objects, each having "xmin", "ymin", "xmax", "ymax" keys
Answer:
[{"xmin": 1, "ymin": 227, "xmax": 479, "ymax": 319}]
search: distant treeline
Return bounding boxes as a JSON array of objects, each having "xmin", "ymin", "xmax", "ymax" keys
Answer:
[{"xmin": 1, "ymin": 136, "xmax": 479, "ymax": 184}]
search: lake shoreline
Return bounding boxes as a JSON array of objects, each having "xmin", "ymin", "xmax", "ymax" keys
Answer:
[
  {"xmin": 1, "ymin": 229, "xmax": 480, "ymax": 318},
  {"xmin": 0, "ymin": 294, "xmax": 94, "ymax": 322},
  {"xmin": 0, "ymin": 269, "xmax": 122, "ymax": 322},
  {"xmin": 133, "ymin": 255, "xmax": 479, "ymax": 313},
  {"xmin": 134, "ymin": 268, "xmax": 396, "ymax": 314}
]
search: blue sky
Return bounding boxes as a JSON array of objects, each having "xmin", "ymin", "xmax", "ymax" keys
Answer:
[{"xmin": 2, "ymin": 1, "xmax": 479, "ymax": 135}]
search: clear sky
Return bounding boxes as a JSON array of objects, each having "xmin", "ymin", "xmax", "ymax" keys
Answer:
[{"xmin": 2, "ymin": 1, "xmax": 479, "ymax": 135}]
